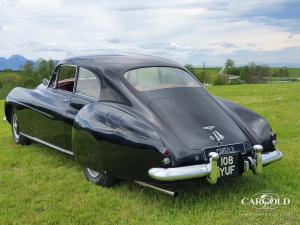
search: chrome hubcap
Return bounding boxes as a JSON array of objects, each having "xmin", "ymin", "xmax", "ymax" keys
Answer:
[
  {"xmin": 87, "ymin": 168, "xmax": 100, "ymax": 178},
  {"xmin": 12, "ymin": 114, "xmax": 20, "ymax": 139}
]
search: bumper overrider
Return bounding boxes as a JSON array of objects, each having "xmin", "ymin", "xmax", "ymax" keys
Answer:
[{"xmin": 148, "ymin": 145, "xmax": 283, "ymax": 184}]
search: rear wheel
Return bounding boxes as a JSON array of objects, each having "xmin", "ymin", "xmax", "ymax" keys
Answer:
[
  {"xmin": 11, "ymin": 111, "xmax": 31, "ymax": 145},
  {"xmin": 83, "ymin": 167, "xmax": 118, "ymax": 187}
]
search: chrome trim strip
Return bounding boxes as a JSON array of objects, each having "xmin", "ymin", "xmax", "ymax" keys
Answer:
[
  {"xmin": 50, "ymin": 64, "xmax": 78, "ymax": 91},
  {"xmin": 73, "ymin": 92, "xmax": 97, "ymax": 101},
  {"xmin": 20, "ymin": 132, "xmax": 73, "ymax": 155},
  {"xmin": 16, "ymin": 101, "xmax": 54, "ymax": 119}
]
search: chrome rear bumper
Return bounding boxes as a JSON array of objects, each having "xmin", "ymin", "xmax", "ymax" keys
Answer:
[
  {"xmin": 149, "ymin": 152, "xmax": 220, "ymax": 184},
  {"xmin": 262, "ymin": 150, "xmax": 284, "ymax": 166},
  {"xmin": 148, "ymin": 146, "xmax": 283, "ymax": 184}
]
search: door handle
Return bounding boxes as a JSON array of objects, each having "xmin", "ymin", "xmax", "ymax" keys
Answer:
[{"xmin": 62, "ymin": 98, "xmax": 70, "ymax": 103}]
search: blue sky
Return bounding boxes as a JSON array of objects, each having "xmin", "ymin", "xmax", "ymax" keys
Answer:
[{"xmin": 0, "ymin": 0, "xmax": 299, "ymax": 66}]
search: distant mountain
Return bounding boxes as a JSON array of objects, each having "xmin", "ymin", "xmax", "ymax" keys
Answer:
[{"xmin": 0, "ymin": 55, "xmax": 29, "ymax": 70}]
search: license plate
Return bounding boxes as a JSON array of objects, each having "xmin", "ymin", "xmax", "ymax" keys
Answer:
[
  {"xmin": 203, "ymin": 144, "xmax": 243, "ymax": 177},
  {"xmin": 204, "ymin": 143, "xmax": 245, "ymax": 159},
  {"xmin": 218, "ymin": 154, "xmax": 239, "ymax": 177}
]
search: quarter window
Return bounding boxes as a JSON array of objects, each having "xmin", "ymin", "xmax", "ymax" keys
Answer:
[{"xmin": 76, "ymin": 68, "xmax": 101, "ymax": 99}]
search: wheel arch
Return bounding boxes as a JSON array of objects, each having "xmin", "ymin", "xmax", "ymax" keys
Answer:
[{"xmin": 72, "ymin": 126, "xmax": 106, "ymax": 173}]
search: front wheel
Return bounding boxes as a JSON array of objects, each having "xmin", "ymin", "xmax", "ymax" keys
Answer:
[
  {"xmin": 83, "ymin": 167, "xmax": 118, "ymax": 187},
  {"xmin": 11, "ymin": 111, "xmax": 31, "ymax": 145}
]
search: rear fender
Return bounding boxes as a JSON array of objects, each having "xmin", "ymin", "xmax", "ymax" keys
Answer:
[
  {"xmin": 216, "ymin": 97, "xmax": 274, "ymax": 151},
  {"xmin": 72, "ymin": 101, "xmax": 164, "ymax": 179}
]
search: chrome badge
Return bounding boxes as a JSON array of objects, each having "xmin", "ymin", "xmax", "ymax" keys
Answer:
[{"xmin": 203, "ymin": 126, "xmax": 225, "ymax": 145}]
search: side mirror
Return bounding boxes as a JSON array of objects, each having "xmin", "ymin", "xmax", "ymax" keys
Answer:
[{"xmin": 42, "ymin": 78, "xmax": 49, "ymax": 86}]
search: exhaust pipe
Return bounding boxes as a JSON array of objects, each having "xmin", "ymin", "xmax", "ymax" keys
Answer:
[{"xmin": 134, "ymin": 181, "xmax": 177, "ymax": 197}]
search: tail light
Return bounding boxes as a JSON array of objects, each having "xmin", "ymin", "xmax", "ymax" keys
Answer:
[
  {"xmin": 271, "ymin": 132, "xmax": 277, "ymax": 146},
  {"xmin": 161, "ymin": 147, "xmax": 171, "ymax": 165},
  {"xmin": 161, "ymin": 147, "xmax": 170, "ymax": 156}
]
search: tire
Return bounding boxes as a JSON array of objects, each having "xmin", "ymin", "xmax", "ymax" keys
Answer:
[
  {"xmin": 10, "ymin": 110, "xmax": 31, "ymax": 145},
  {"xmin": 83, "ymin": 167, "xmax": 118, "ymax": 187}
]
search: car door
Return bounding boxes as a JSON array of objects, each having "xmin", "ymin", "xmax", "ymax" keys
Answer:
[
  {"xmin": 65, "ymin": 67, "xmax": 101, "ymax": 151},
  {"xmin": 31, "ymin": 64, "xmax": 77, "ymax": 151}
]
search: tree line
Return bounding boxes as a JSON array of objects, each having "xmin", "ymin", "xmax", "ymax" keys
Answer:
[
  {"xmin": 0, "ymin": 57, "xmax": 294, "ymax": 99},
  {"xmin": 225, "ymin": 59, "xmax": 289, "ymax": 81},
  {"xmin": 185, "ymin": 59, "xmax": 290, "ymax": 85},
  {"xmin": 0, "ymin": 59, "xmax": 56, "ymax": 98}
]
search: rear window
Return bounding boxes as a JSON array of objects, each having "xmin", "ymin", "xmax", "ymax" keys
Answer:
[{"xmin": 124, "ymin": 67, "xmax": 200, "ymax": 91}]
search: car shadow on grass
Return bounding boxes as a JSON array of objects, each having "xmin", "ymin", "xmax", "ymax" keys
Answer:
[
  {"xmin": 30, "ymin": 142, "xmax": 282, "ymax": 204},
  {"xmin": 114, "ymin": 174, "xmax": 283, "ymax": 205}
]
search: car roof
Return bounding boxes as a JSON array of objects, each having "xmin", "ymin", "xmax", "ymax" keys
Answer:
[{"xmin": 58, "ymin": 53, "xmax": 183, "ymax": 75}]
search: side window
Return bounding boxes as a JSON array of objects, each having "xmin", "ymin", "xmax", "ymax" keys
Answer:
[
  {"xmin": 76, "ymin": 68, "xmax": 101, "ymax": 99},
  {"xmin": 56, "ymin": 65, "xmax": 77, "ymax": 92}
]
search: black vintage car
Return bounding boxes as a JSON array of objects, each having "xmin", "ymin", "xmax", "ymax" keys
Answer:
[{"xmin": 4, "ymin": 54, "xmax": 283, "ymax": 194}]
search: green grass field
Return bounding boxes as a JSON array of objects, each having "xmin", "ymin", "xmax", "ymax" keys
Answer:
[
  {"xmin": 0, "ymin": 83, "xmax": 299, "ymax": 225},
  {"xmin": 0, "ymin": 71, "xmax": 21, "ymax": 76},
  {"xmin": 288, "ymin": 68, "xmax": 300, "ymax": 77}
]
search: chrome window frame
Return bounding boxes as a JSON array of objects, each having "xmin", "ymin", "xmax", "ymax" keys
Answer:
[
  {"xmin": 74, "ymin": 67, "xmax": 101, "ymax": 100},
  {"xmin": 48, "ymin": 64, "xmax": 78, "ymax": 94}
]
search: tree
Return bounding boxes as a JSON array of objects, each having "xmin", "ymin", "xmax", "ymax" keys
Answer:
[
  {"xmin": 194, "ymin": 69, "xmax": 205, "ymax": 83},
  {"xmin": 213, "ymin": 74, "xmax": 227, "ymax": 85},
  {"xmin": 47, "ymin": 59, "xmax": 56, "ymax": 78},
  {"xmin": 0, "ymin": 58, "xmax": 57, "ymax": 98},
  {"xmin": 22, "ymin": 61, "xmax": 34, "ymax": 77},
  {"xmin": 260, "ymin": 64, "xmax": 271, "ymax": 77},
  {"xmin": 37, "ymin": 58, "xmax": 48, "ymax": 81},
  {"xmin": 238, "ymin": 62, "xmax": 271, "ymax": 83},
  {"xmin": 184, "ymin": 64, "xmax": 195, "ymax": 74},
  {"xmin": 224, "ymin": 59, "xmax": 237, "ymax": 75},
  {"xmin": 273, "ymin": 66, "xmax": 289, "ymax": 77},
  {"xmin": 239, "ymin": 66, "xmax": 249, "ymax": 81},
  {"xmin": 281, "ymin": 66, "xmax": 289, "ymax": 77},
  {"xmin": 225, "ymin": 59, "xmax": 235, "ymax": 68},
  {"xmin": 22, "ymin": 61, "xmax": 36, "ymax": 87}
]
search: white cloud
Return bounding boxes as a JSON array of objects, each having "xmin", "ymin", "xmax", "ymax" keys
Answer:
[{"xmin": 0, "ymin": 0, "xmax": 299, "ymax": 65}]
